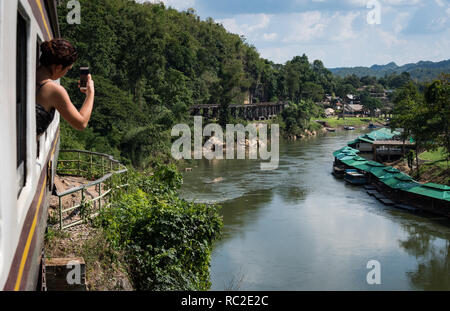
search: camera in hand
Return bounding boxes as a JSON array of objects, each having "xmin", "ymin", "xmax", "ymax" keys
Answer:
[{"xmin": 80, "ymin": 67, "xmax": 90, "ymax": 91}]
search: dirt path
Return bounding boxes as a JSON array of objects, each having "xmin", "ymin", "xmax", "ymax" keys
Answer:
[{"xmin": 45, "ymin": 175, "xmax": 133, "ymax": 291}]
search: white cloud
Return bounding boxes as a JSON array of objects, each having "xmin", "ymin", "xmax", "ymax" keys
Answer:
[
  {"xmin": 282, "ymin": 11, "xmax": 326, "ymax": 43},
  {"xmin": 216, "ymin": 18, "xmax": 244, "ymax": 35},
  {"xmin": 328, "ymin": 11, "xmax": 360, "ymax": 42},
  {"xmin": 383, "ymin": 0, "xmax": 421, "ymax": 5},
  {"xmin": 263, "ymin": 33, "xmax": 278, "ymax": 41},
  {"xmin": 371, "ymin": 28, "xmax": 407, "ymax": 48},
  {"xmin": 392, "ymin": 12, "xmax": 411, "ymax": 34},
  {"xmin": 347, "ymin": 0, "xmax": 368, "ymax": 6},
  {"xmin": 248, "ymin": 14, "xmax": 272, "ymax": 32},
  {"xmin": 216, "ymin": 14, "xmax": 272, "ymax": 36},
  {"xmin": 259, "ymin": 46, "xmax": 292, "ymax": 64},
  {"xmin": 435, "ymin": 0, "xmax": 446, "ymax": 7},
  {"xmin": 138, "ymin": 0, "xmax": 450, "ymax": 67},
  {"xmin": 281, "ymin": 11, "xmax": 359, "ymax": 43}
]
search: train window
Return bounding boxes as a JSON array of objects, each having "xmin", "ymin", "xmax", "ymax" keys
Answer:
[
  {"xmin": 36, "ymin": 38, "xmax": 42, "ymax": 69},
  {"xmin": 36, "ymin": 37, "xmax": 42, "ymax": 159},
  {"xmin": 16, "ymin": 11, "xmax": 28, "ymax": 195}
]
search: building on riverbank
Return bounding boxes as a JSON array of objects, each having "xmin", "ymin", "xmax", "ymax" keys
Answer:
[
  {"xmin": 372, "ymin": 140, "xmax": 416, "ymax": 162},
  {"xmin": 346, "ymin": 128, "xmax": 415, "ymax": 161}
]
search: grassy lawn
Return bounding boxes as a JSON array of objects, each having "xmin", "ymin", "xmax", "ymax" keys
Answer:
[
  {"xmin": 419, "ymin": 147, "xmax": 448, "ymax": 163},
  {"xmin": 315, "ymin": 116, "xmax": 385, "ymax": 128},
  {"xmin": 415, "ymin": 148, "xmax": 450, "ymax": 185},
  {"xmin": 419, "ymin": 147, "xmax": 449, "ymax": 169}
]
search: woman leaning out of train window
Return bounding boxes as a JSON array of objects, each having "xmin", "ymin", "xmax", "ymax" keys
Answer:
[{"xmin": 36, "ymin": 38, "xmax": 95, "ymax": 136}]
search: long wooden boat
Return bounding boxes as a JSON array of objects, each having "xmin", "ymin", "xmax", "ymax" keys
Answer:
[
  {"xmin": 332, "ymin": 165, "xmax": 346, "ymax": 179},
  {"xmin": 344, "ymin": 169, "xmax": 367, "ymax": 185}
]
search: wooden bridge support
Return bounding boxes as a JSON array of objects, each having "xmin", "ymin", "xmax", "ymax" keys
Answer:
[
  {"xmin": 202, "ymin": 107, "xmax": 209, "ymax": 119},
  {"xmin": 212, "ymin": 107, "xmax": 219, "ymax": 119}
]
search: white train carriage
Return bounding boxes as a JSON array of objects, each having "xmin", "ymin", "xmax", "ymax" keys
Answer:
[{"xmin": 0, "ymin": 0, "xmax": 61, "ymax": 290}]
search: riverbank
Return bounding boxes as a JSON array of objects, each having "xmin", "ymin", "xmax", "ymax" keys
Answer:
[
  {"xmin": 316, "ymin": 116, "xmax": 385, "ymax": 130},
  {"xmin": 45, "ymin": 166, "xmax": 223, "ymax": 291},
  {"xmin": 286, "ymin": 126, "xmax": 328, "ymax": 141},
  {"xmin": 390, "ymin": 148, "xmax": 450, "ymax": 186}
]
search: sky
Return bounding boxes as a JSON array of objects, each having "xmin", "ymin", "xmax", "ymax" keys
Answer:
[{"xmin": 140, "ymin": 0, "xmax": 450, "ymax": 68}]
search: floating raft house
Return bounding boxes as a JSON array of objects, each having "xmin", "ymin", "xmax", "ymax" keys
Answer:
[
  {"xmin": 347, "ymin": 128, "xmax": 402, "ymax": 147},
  {"xmin": 333, "ymin": 145, "xmax": 450, "ymax": 215}
]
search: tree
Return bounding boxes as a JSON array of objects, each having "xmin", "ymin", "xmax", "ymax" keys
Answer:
[
  {"xmin": 343, "ymin": 74, "xmax": 361, "ymax": 89},
  {"xmin": 358, "ymin": 90, "xmax": 382, "ymax": 117},
  {"xmin": 301, "ymin": 82, "xmax": 324, "ymax": 102},
  {"xmin": 336, "ymin": 83, "xmax": 356, "ymax": 98},
  {"xmin": 423, "ymin": 74, "xmax": 450, "ymax": 161},
  {"xmin": 390, "ymin": 82, "xmax": 437, "ymax": 173},
  {"xmin": 218, "ymin": 59, "xmax": 247, "ymax": 127},
  {"xmin": 361, "ymin": 76, "xmax": 377, "ymax": 86}
]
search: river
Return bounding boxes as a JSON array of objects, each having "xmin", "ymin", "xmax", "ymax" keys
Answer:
[{"xmin": 180, "ymin": 129, "xmax": 450, "ymax": 291}]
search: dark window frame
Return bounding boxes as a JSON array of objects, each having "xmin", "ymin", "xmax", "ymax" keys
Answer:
[
  {"xmin": 16, "ymin": 8, "xmax": 29, "ymax": 196},
  {"xmin": 36, "ymin": 36, "xmax": 42, "ymax": 159}
]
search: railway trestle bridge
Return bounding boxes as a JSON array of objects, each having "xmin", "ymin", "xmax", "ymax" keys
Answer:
[{"xmin": 189, "ymin": 102, "xmax": 288, "ymax": 121}]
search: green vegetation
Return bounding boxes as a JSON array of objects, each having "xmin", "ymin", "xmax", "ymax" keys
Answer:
[
  {"xmin": 420, "ymin": 148, "xmax": 448, "ymax": 165},
  {"xmin": 359, "ymin": 91, "xmax": 382, "ymax": 116},
  {"xmin": 278, "ymin": 99, "xmax": 322, "ymax": 137},
  {"xmin": 390, "ymin": 74, "xmax": 450, "ymax": 182},
  {"xmin": 59, "ymin": 0, "xmax": 412, "ymax": 164},
  {"xmin": 416, "ymin": 148, "xmax": 449, "ymax": 185},
  {"xmin": 391, "ymin": 75, "xmax": 450, "ymax": 158},
  {"xmin": 316, "ymin": 116, "xmax": 384, "ymax": 128},
  {"xmin": 96, "ymin": 165, "xmax": 223, "ymax": 290},
  {"xmin": 330, "ymin": 60, "xmax": 450, "ymax": 82}
]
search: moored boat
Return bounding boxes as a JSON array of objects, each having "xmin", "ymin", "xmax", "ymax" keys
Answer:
[
  {"xmin": 332, "ymin": 165, "xmax": 346, "ymax": 178},
  {"xmin": 344, "ymin": 169, "xmax": 367, "ymax": 185}
]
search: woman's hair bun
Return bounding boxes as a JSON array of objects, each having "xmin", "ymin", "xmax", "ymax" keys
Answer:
[
  {"xmin": 40, "ymin": 41, "xmax": 55, "ymax": 56},
  {"xmin": 40, "ymin": 39, "xmax": 78, "ymax": 68}
]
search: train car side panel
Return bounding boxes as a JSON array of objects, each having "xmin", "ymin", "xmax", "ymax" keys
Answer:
[{"xmin": 0, "ymin": 0, "xmax": 60, "ymax": 290}]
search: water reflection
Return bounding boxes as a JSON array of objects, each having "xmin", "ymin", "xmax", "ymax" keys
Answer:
[
  {"xmin": 218, "ymin": 189, "xmax": 275, "ymax": 242},
  {"xmin": 276, "ymin": 186, "xmax": 308, "ymax": 204},
  {"xmin": 397, "ymin": 220, "xmax": 450, "ymax": 290},
  {"xmin": 180, "ymin": 129, "xmax": 450, "ymax": 290}
]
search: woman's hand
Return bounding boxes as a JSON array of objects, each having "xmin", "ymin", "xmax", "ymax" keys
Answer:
[{"xmin": 78, "ymin": 74, "xmax": 95, "ymax": 96}]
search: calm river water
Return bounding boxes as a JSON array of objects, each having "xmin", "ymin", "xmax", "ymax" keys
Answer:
[{"xmin": 180, "ymin": 129, "xmax": 450, "ymax": 291}]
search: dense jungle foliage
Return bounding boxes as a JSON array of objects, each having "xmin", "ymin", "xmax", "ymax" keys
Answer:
[
  {"xmin": 58, "ymin": 0, "xmax": 415, "ymax": 168},
  {"xmin": 96, "ymin": 165, "xmax": 223, "ymax": 290}
]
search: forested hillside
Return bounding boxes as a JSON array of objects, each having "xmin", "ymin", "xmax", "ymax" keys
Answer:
[
  {"xmin": 58, "ymin": 0, "xmax": 417, "ymax": 168},
  {"xmin": 57, "ymin": 0, "xmax": 340, "ymax": 167},
  {"xmin": 329, "ymin": 59, "xmax": 450, "ymax": 82}
]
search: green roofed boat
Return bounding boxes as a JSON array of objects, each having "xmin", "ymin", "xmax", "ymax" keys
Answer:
[
  {"xmin": 332, "ymin": 136, "xmax": 450, "ymax": 217},
  {"xmin": 408, "ymin": 183, "xmax": 450, "ymax": 202},
  {"xmin": 380, "ymin": 174, "xmax": 420, "ymax": 191},
  {"xmin": 371, "ymin": 166, "xmax": 400, "ymax": 179},
  {"xmin": 347, "ymin": 128, "xmax": 402, "ymax": 149}
]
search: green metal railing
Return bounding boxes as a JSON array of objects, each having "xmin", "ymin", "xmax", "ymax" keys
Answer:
[{"xmin": 55, "ymin": 150, "xmax": 128, "ymax": 230}]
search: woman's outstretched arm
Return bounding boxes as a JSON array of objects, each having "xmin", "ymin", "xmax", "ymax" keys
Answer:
[{"xmin": 53, "ymin": 74, "xmax": 95, "ymax": 130}]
